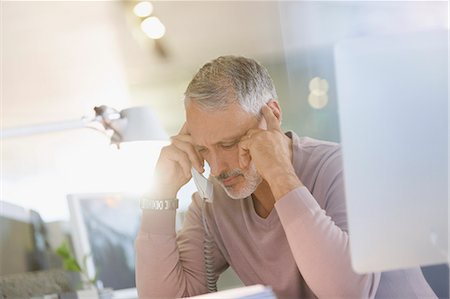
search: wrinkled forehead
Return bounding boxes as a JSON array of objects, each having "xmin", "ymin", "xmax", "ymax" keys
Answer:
[{"xmin": 185, "ymin": 102, "xmax": 258, "ymax": 146}]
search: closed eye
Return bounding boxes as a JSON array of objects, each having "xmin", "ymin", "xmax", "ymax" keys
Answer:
[
  {"xmin": 221, "ymin": 143, "xmax": 237, "ymax": 150},
  {"xmin": 197, "ymin": 147, "xmax": 208, "ymax": 153}
]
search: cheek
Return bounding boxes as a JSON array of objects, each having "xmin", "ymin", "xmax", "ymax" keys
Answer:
[{"xmin": 221, "ymin": 149, "xmax": 241, "ymax": 169}]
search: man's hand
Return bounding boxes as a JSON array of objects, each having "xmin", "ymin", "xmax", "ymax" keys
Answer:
[
  {"xmin": 151, "ymin": 123, "xmax": 204, "ymax": 199},
  {"xmin": 238, "ymin": 104, "xmax": 303, "ymax": 200}
]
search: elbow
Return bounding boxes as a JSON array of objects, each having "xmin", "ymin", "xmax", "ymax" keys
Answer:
[
  {"xmin": 338, "ymin": 272, "xmax": 381, "ymax": 299},
  {"xmin": 315, "ymin": 272, "xmax": 380, "ymax": 299},
  {"xmin": 135, "ymin": 271, "xmax": 185, "ymax": 299}
]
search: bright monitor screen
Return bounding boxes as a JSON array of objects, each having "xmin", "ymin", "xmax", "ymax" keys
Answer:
[{"xmin": 335, "ymin": 30, "xmax": 448, "ymax": 273}]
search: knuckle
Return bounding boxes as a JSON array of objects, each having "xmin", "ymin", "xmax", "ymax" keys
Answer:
[
  {"xmin": 180, "ymin": 150, "xmax": 189, "ymax": 160},
  {"xmin": 169, "ymin": 138, "xmax": 178, "ymax": 146},
  {"xmin": 161, "ymin": 145, "xmax": 171, "ymax": 153}
]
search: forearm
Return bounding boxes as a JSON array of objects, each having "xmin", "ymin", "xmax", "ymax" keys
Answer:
[
  {"xmin": 275, "ymin": 187, "xmax": 380, "ymax": 298},
  {"xmin": 135, "ymin": 210, "xmax": 186, "ymax": 298},
  {"xmin": 135, "ymin": 195, "xmax": 221, "ymax": 298},
  {"xmin": 268, "ymin": 171, "xmax": 303, "ymax": 201}
]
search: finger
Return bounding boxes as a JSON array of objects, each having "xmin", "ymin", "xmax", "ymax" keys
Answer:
[
  {"xmin": 172, "ymin": 134, "xmax": 195, "ymax": 144},
  {"xmin": 178, "ymin": 122, "xmax": 189, "ymax": 135},
  {"xmin": 238, "ymin": 128, "xmax": 260, "ymax": 168},
  {"xmin": 241, "ymin": 128, "xmax": 260, "ymax": 141},
  {"xmin": 238, "ymin": 138, "xmax": 251, "ymax": 169},
  {"xmin": 261, "ymin": 104, "xmax": 281, "ymax": 131},
  {"xmin": 171, "ymin": 138, "xmax": 204, "ymax": 172},
  {"xmin": 172, "ymin": 135, "xmax": 204, "ymax": 168},
  {"xmin": 167, "ymin": 146, "xmax": 193, "ymax": 178}
]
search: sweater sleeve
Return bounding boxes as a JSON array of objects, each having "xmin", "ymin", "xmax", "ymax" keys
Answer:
[
  {"xmin": 275, "ymin": 149, "xmax": 381, "ymax": 298},
  {"xmin": 135, "ymin": 193, "xmax": 228, "ymax": 298}
]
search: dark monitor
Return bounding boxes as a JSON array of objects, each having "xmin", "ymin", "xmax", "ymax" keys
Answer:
[
  {"xmin": 67, "ymin": 193, "xmax": 141, "ymax": 298},
  {"xmin": 0, "ymin": 201, "xmax": 49, "ymax": 275}
]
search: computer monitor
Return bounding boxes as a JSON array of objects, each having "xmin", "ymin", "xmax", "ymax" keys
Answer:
[
  {"xmin": 67, "ymin": 193, "xmax": 141, "ymax": 298},
  {"xmin": 334, "ymin": 30, "xmax": 448, "ymax": 273},
  {"xmin": 0, "ymin": 200, "xmax": 51, "ymax": 275}
]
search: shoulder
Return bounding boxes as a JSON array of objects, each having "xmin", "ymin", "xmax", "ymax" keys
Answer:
[
  {"xmin": 288, "ymin": 132, "xmax": 342, "ymax": 173},
  {"xmin": 300, "ymin": 137, "xmax": 342, "ymax": 173},
  {"xmin": 297, "ymin": 136, "xmax": 341, "ymax": 159},
  {"xmin": 288, "ymin": 133, "xmax": 344, "ymax": 203}
]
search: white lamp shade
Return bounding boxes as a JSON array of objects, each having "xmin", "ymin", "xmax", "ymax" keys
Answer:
[{"xmin": 113, "ymin": 106, "xmax": 168, "ymax": 143}]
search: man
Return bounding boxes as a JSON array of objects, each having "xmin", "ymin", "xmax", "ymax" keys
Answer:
[{"xmin": 135, "ymin": 56, "xmax": 436, "ymax": 298}]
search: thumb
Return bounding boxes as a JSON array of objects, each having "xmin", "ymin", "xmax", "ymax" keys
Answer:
[{"xmin": 238, "ymin": 139, "xmax": 251, "ymax": 169}]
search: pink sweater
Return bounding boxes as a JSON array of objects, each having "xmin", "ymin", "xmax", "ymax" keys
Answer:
[{"xmin": 135, "ymin": 133, "xmax": 436, "ymax": 298}]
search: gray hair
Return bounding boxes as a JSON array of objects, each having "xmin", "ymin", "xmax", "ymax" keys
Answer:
[{"xmin": 184, "ymin": 56, "xmax": 278, "ymax": 116}]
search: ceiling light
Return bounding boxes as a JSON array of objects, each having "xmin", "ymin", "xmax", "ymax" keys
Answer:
[
  {"xmin": 308, "ymin": 77, "xmax": 329, "ymax": 109},
  {"xmin": 141, "ymin": 16, "xmax": 166, "ymax": 39},
  {"xmin": 309, "ymin": 76, "xmax": 329, "ymax": 92},
  {"xmin": 133, "ymin": 2, "xmax": 154, "ymax": 18}
]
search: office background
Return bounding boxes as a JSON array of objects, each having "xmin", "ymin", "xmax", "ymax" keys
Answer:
[
  {"xmin": 3, "ymin": 1, "xmax": 447, "ymax": 221},
  {"xmin": 1, "ymin": 1, "xmax": 448, "ymax": 297}
]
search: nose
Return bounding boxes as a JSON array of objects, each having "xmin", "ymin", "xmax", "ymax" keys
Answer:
[{"xmin": 208, "ymin": 151, "xmax": 228, "ymax": 177}]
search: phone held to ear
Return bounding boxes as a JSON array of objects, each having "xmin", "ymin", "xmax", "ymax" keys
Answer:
[{"xmin": 191, "ymin": 168, "xmax": 213, "ymax": 203}]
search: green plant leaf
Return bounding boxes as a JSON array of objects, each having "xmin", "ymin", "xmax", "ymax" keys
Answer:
[
  {"xmin": 56, "ymin": 241, "xmax": 82, "ymax": 272},
  {"xmin": 55, "ymin": 242, "xmax": 71, "ymax": 259},
  {"xmin": 54, "ymin": 241, "xmax": 98, "ymax": 285},
  {"xmin": 64, "ymin": 258, "xmax": 82, "ymax": 272}
]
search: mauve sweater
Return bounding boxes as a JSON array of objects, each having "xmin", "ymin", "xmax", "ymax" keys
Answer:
[{"xmin": 135, "ymin": 132, "xmax": 436, "ymax": 299}]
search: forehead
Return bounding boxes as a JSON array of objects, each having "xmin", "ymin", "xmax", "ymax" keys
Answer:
[{"xmin": 186, "ymin": 102, "xmax": 257, "ymax": 145}]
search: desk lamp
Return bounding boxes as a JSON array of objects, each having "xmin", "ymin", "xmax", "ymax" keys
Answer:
[{"xmin": 1, "ymin": 106, "xmax": 168, "ymax": 144}]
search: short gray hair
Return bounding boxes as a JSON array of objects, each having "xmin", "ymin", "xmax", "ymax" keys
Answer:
[{"xmin": 184, "ymin": 56, "xmax": 278, "ymax": 116}]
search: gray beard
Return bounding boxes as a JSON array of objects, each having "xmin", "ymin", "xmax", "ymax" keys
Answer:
[{"xmin": 216, "ymin": 162, "xmax": 263, "ymax": 200}]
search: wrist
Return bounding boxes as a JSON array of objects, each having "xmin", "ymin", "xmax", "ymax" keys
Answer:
[
  {"xmin": 268, "ymin": 171, "xmax": 303, "ymax": 201},
  {"xmin": 147, "ymin": 185, "xmax": 178, "ymax": 200},
  {"xmin": 140, "ymin": 197, "xmax": 179, "ymax": 210}
]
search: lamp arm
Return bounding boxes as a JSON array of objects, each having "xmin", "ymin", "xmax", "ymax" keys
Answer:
[
  {"xmin": 1, "ymin": 105, "xmax": 167, "ymax": 143},
  {"xmin": 1, "ymin": 116, "xmax": 98, "ymax": 138}
]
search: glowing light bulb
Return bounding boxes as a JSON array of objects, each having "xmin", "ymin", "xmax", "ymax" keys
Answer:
[
  {"xmin": 309, "ymin": 76, "xmax": 329, "ymax": 92},
  {"xmin": 141, "ymin": 16, "xmax": 166, "ymax": 39},
  {"xmin": 133, "ymin": 2, "xmax": 154, "ymax": 18},
  {"xmin": 308, "ymin": 77, "xmax": 329, "ymax": 109}
]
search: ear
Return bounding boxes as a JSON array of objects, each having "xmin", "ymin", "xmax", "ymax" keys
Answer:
[{"xmin": 266, "ymin": 99, "xmax": 282, "ymax": 124}]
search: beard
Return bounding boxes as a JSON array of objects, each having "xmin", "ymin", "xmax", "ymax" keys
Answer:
[{"xmin": 213, "ymin": 162, "xmax": 263, "ymax": 200}]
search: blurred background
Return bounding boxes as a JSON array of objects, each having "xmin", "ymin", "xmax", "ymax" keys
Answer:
[
  {"xmin": 1, "ymin": 1, "xmax": 448, "ymax": 296},
  {"xmin": 2, "ymin": 0, "xmax": 447, "ymax": 221}
]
